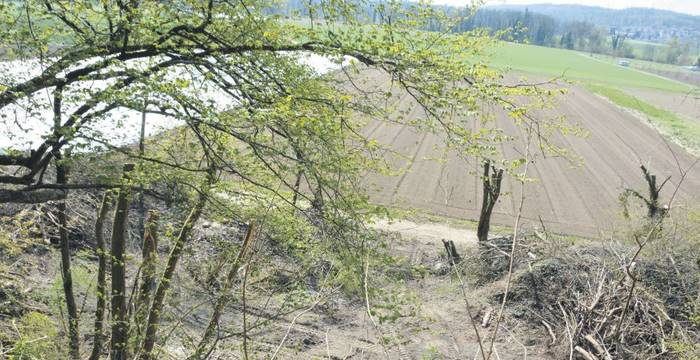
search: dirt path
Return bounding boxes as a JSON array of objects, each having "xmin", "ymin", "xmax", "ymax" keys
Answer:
[
  {"xmin": 353, "ymin": 70, "xmax": 700, "ymax": 237},
  {"xmin": 294, "ymin": 219, "xmax": 553, "ymax": 359},
  {"xmin": 371, "ymin": 219, "xmax": 478, "ymax": 246}
]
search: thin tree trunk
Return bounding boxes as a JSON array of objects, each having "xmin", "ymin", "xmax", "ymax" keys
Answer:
[
  {"xmin": 134, "ymin": 210, "xmax": 159, "ymax": 338},
  {"xmin": 57, "ymin": 155, "xmax": 80, "ymax": 359},
  {"xmin": 137, "ymin": 106, "xmax": 147, "ymax": 246},
  {"xmin": 53, "ymin": 84, "xmax": 80, "ymax": 359},
  {"xmin": 89, "ymin": 191, "xmax": 113, "ymax": 360},
  {"xmin": 140, "ymin": 193, "xmax": 207, "ymax": 360},
  {"xmin": 477, "ymin": 161, "xmax": 503, "ymax": 243},
  {"xmin": 311, "ymin": 174, "xmax": 324, "ymax": 217},
  {"xmin": 291, "ymin": 170, "xmax": 302, "ymax": 209},
  {"xmin": 189, "ymin": 221, "xmax": 256, "ymax": 360},
  {"xmin": 111, "ymin": 164, "xmax": 134, "ymax": 360},
  {"xmin": 0, "ymin": 188, "xmax": 66, "ymax": 203}
]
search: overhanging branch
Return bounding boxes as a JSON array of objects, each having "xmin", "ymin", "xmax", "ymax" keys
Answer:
[{"xmin": 0, "ymin": 188, "xmax": 66, "ymax": 203}]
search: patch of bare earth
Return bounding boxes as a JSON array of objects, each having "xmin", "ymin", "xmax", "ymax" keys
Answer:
[
  {"xmin": 259, "ymin": 220, "xmax": 554, "ymax": 359},
  {"xmin": 640, "ymin": 68, "xmax": 700, "ymax": 87},
  {"xmin": 625, "ymin": 87, "xmax": 700, "ymax": 122}
]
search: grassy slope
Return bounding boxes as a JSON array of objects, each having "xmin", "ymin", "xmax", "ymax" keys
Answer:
[
  {"xmin": 487, "ymin": 42, "xmax": 692, "ymax": 92},
  {"xmin": 625, "ymin": 39, "xmax": 669, "ymax": 59},
  {"xmin": 588, "ymin": 52, "xmax": 700, "ymax": 75}
]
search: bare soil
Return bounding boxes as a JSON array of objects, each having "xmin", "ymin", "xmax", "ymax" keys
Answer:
[
  {"xmin": 370, "ymin": 219, "xmax": 478, "ymax": 246},
  {"xmin": 354, "ymin": 70, "xmax": 700, "ymax": 237},
  {"xmin": 640, "ymin": 68, "xmax": 700, "ymax": 87},
  {"xmin": 625, "ymin": 87, "xmax": 700, "ymax": 122},
  {"xmin": 258, "ymin": 221, "xmax": 555, "ymax": 359}
]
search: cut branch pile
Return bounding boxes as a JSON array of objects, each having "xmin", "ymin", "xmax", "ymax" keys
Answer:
[{"xmin": 507, "ymin": 247, "xmax": 700, "ymax": 359}]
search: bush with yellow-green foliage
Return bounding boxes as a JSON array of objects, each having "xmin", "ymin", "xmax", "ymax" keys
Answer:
[{"xmin": 6, "ymin": 311, "xmax": 65, "ymax": 360}]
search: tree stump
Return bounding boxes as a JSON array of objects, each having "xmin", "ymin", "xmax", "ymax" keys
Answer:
[{"xmin": 442, "ymin": 239, "xmax": 461, "ymax": 265}]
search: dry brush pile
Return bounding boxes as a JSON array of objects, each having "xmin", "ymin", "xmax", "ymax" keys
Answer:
[{"xmin": 504, "ymin": 238, "xmax": 700, "ymax": 359}]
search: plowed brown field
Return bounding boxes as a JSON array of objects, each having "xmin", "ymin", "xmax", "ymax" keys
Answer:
[
  {"xmin": 626, "ymin": 88, "xmax": 700, "ymax": 122},
  {"xmin": 357, "ymin": 72, "xmax": 700, "ymax": 237}
]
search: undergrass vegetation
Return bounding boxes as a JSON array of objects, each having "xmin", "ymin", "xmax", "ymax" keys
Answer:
[{"xmin": 7, "ymin": 311, "xmax": 65, "ymax": 360}]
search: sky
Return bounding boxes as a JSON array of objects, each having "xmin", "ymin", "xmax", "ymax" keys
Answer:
[{"xmin": 432, "ymin": 0, "xmax": 700, "ymax": 16}]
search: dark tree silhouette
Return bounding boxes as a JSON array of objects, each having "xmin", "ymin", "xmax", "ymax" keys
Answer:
[{"xmin": 477, "ymin": 161, "xmax": 504, "ymax": 243}]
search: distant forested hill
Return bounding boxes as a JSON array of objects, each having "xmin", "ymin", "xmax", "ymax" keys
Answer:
[
  {"xmin": 276, "ymin": 1, "xmax": 700, "ymax": 64},
  {"xmin": 487, "ymin": 4, "xmax": 700, "ymax": 42}
]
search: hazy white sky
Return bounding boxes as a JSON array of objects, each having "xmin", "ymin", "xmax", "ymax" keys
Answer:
[{"xmin": 432, "ymin": 0, "xmax": 700, "ymax": 16}]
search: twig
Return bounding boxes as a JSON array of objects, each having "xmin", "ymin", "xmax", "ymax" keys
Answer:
[
  {"xmin": 575, "ymin": 346, "xmax": 599, "ymax": 360},
  {"xmin": 438, "ymin": 169, "xmax": 487, "ymax": 360},
  {"xmin": 362, "ymin": 251, "xmax": 390, "ymax": 359},
  {"xmin": 270, "ymin": 295, "xmax": 324, "ymax": 360},
  {"xmin": 499, "ymin": 323, "xmax": 528, "ymax": 359},
  {"xmin": 450, "ymin": 255, "xmax": 487, "ymax": 360},
  {"xmin": 560, "ymin": 303, "xmax": 574, "ymax": 360},
  {"xmin": 541, "ymin": 320, "xmax": 556, "ymax": 346},
  {"xmin": 585, "ymin": 334, "xmax": 611, "ymax": 360},
  {"xmin": 486, "ymin": 128, "xmax": 533, "ymax": 360},
  {"xmin": 242, "ymin": 264, "xmax": 250, "ymax": 360},
  {"xmin": 363, "ymin": 253, "xmax": 379, "ymax": 329},
  {"xmin": 613, "ymin": 150, "xmax": 699, "ymax": 343},
  {"xmin": 482, "ymin": 308, "xmax": 493, "ymax": 328}
]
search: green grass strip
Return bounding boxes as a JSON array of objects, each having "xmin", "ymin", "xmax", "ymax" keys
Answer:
[{"xmin": 587, "ymin": 83, "xmax": 700, "ymax": 155}]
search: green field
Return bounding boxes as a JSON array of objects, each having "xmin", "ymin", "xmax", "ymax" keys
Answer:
[
  {"xmin": 625, "ymin": 39, "xmax": 667, "ymax": 48},
  {"xmin": 590, "ymin": 53, "xmax": 681, "ymax": 72},
  {"xmin": 624, "ymin": 39, "xmax": 669, "ymax": 59},
  {"xmin": 486, "ymin": 42, "xmax": 692, "ymax": 92}
]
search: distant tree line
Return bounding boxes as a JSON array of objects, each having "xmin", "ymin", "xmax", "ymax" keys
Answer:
[
  {"xmin": 443, "ymin": 7, "xmax": 699, "ymax": 66},
  {"xmin": 275, "ymin": 1, "xmax": 699, "ymax": 66},
  {"xmin": 489, "ymin": 4, "xmax": 700, "ymax": 43}
]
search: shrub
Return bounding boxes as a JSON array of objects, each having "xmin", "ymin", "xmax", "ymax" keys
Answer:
[{"xmin": 8, "ymin": 311, "xmax": 65, "ymax": 360}]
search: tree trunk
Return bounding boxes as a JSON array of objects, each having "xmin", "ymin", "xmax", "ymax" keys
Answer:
[
  {"xmin": 477, "ymin": 161, "xmax": 504, "ymax": 243},
  {"xmin": 89, "ymin": 191, "xmax": 113, "ymax": 360},
  {"xmin": 134, "ymin": 210, "xmax": 159, "ymax": 340},
  {"xmin": 57, "ymin": 153, "xmax": 80, "ymax": 359},
  {"xmin": 110, "ymin": 164, "xmax": 134, "ymax": 360},
  {"xmin": 137, "ymin": 106, "xmax": 147, "ymax": 246},
  {"xmin": 442, "ymin": 239, "xmax": 461, "ymax": 265},
  {"xmin": 189, "ymin": 221, "xmax": 256, "ymax": 360},
  {"xmin": 140, "ymin": 193, "xmax": 207, "ymax": 360},
  {"xmin": 52, "ymin": 84, "xmax": 80, "ymax": 359},
  {"xmin": 291, "ymin": 170, "xmax": 302, "ymax": 209}
]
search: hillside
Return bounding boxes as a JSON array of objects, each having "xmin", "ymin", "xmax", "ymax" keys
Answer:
[
  {"xmin": 356, "ymin": 69, "xmax": 700, "ymax": 237},
  {"xmin": 3, "ymin": 1, "xmax": 700, "ymax": 359}
]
